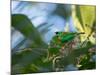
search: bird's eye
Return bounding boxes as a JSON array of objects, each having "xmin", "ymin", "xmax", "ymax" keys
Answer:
[{"xmin": 55, "ymin": 32, "xmax": 59, "ymax": 34}]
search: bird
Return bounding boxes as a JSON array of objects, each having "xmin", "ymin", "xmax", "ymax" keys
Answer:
[{"xmin": 55, "ymin": 32, "xmax": 85, "ymax": 43}]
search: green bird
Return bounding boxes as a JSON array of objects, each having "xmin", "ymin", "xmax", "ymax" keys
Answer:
[
  {"xmin": 48, "ymin": 32, "xmax": 85, "ymax": 55},
  {"xmin": 55, "ymin": 32, "xmax": 85, "ymax": 43}
]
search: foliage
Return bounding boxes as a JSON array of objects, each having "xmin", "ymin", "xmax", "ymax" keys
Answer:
[
  {"xmin": 72, "ymin": 5, "xmax": 96, "ymax": 44},
  {"xmin": 12, "ymin": 14, "xmax": 48, "ymax": 49},
  {"xmin": 11, "ymin": 5, "xmax": 96, "ymax": 74}
]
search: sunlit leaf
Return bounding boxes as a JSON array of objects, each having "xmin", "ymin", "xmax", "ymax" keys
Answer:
[{"xmin": 72, "ymin": 5, "xmax": 96, "ymax": 44}]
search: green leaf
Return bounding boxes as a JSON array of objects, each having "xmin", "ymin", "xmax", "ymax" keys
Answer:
[
  {"xmin": 48, "ymin": 47, "xmax": 60, "ymax": 54},
  {"xmin": 12, "ymin": 48, "xmax": 47, "ymax": 74},
  {"xmin": 12, "ymin": 14, "xmax": 47, "ymax": 48},
  {"xmin": 12, "ymin": 48, "xmax": 47, "ymax": 65},
  {"xmin": 74, "ymin": 5, "xmax": 96, "ymax": 44},
  {"xmin": 61, "ymin": 44, "xmax": 94, "ymax": 65},
  {"xmin": 75, "ymin": 5, "xmax": 96, "ymax": 30}
]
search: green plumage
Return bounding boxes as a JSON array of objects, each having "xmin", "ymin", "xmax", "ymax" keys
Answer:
[
  {"xmin": 48, "ymin": 32, "xmax": 84, "ymax": 55},
  {"xmin": 55, "ymin": 32, "xmax": 85, "ymax": 43}
]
